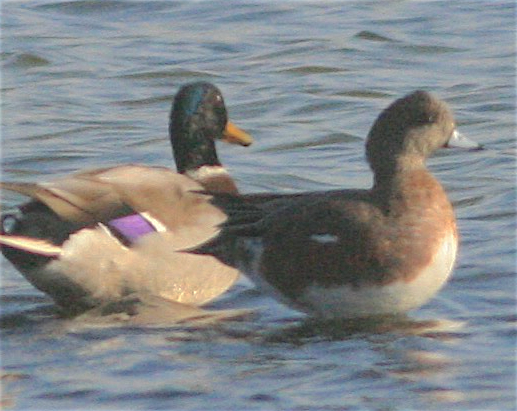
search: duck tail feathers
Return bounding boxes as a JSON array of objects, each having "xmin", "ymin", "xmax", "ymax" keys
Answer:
[{"xmin": 0, "ymin": 234, "xmax": 61, "ymax": 257}]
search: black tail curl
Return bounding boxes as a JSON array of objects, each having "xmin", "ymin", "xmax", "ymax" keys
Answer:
[{"xmin": 186, "ymin": 191, "xmax": 267, "ymax": 265}]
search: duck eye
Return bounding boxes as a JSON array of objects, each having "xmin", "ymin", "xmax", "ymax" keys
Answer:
[
  {"xmin": 214, "ymin": 94, "xmax": 224, "ymax": 106},
  {"xmin": 415, "ymin": 113, "xmax": 436, "ymax": 126},
  {"xmin": 213, "ymin": 94, "xmax": 226, "ymax": 114}
]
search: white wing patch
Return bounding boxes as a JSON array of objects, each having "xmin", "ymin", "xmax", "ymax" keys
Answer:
[
  {"xmin": 141, "ymin": 212, "xmax": 167, "ymax": 232},
  {"xmin": 310, "ymin": 234, "xmax": 339, "ymax": 244}
]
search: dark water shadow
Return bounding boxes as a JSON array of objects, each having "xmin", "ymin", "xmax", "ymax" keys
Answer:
[
  {"xmin": 0, "ymin": 301, "xmax": 61, "ymax": 333},
  {"xmin": 0, "ymin": 293, "xmax": 257, "ymax": 334},
  {"xmin": 261, "ymin": 314, "xmax": 468, "ymax": 345}
]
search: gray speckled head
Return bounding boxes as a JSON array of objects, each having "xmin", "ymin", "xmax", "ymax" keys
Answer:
[{"xmin": 365, "ymin": 90, "xmax": 456, "ymax": 176}]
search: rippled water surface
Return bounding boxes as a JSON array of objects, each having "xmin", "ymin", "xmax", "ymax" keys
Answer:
[{"xmin": 1, "ymin": 1, "xmax": 515, "ymax": 410}]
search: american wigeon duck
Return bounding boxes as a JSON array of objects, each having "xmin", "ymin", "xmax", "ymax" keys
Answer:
[
  {"xmin": 195, "ymin": 90, "xmax": 480, "ymax": 319},
  {"xmin": 0, "ymin": 82, "xmax": 252, "ymax": 314}
]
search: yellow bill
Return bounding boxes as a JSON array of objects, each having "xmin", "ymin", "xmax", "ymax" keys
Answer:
[{"xmin": 223, "ymin": 121, "xmax": 253, "ymax": 146}]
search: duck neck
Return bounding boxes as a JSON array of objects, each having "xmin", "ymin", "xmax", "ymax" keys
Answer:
[
  {"xmin": 371, "ymin": 155, "xmax": 428, "ymax": 203},
  {"xmin": 170, "ymin": 123, "xmax": 222, "ymax": 174}
]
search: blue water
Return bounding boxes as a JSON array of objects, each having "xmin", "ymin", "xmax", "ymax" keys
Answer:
[{"xmin": 1, "ymin": 1, "xmax": 515, "ymax": 410}]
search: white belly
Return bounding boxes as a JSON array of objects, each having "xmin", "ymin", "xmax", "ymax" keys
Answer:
[{"xmin": 297, "ymin": 232, "xmax": 458, "ymax": 319}]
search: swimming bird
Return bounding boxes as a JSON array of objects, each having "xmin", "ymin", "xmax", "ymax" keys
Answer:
[
  {"xmin": 0, "ymin": 81, "xmax": 252, "ymax": 314},
  {"xmin": 195, "ymin": 90, "xmax": 480, "ymax": 319}
]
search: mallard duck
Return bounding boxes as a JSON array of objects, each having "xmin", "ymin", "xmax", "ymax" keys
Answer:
[
  {"xmin": 195, "ymin": 90, "xmax": 481, "ymax": 319},
  {"xmin": 0, "ymin": 81, "xmax": 252, "ymax": 314}
]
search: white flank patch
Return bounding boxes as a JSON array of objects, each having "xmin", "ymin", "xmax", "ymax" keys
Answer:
[
  {"xmin": 238, "ymin": 238, "xmax": 311, "ymax": 309},
  {"xmin": 298, "ymin": 231, "xmax": 458, "ymax": 319},
  {"xmin": 310, "ymin": 234, "xmax": 339, "ymax": 244},
  {"xmin": 2, "ymin": 212, "xmax": 22, "ymax": 234}
]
